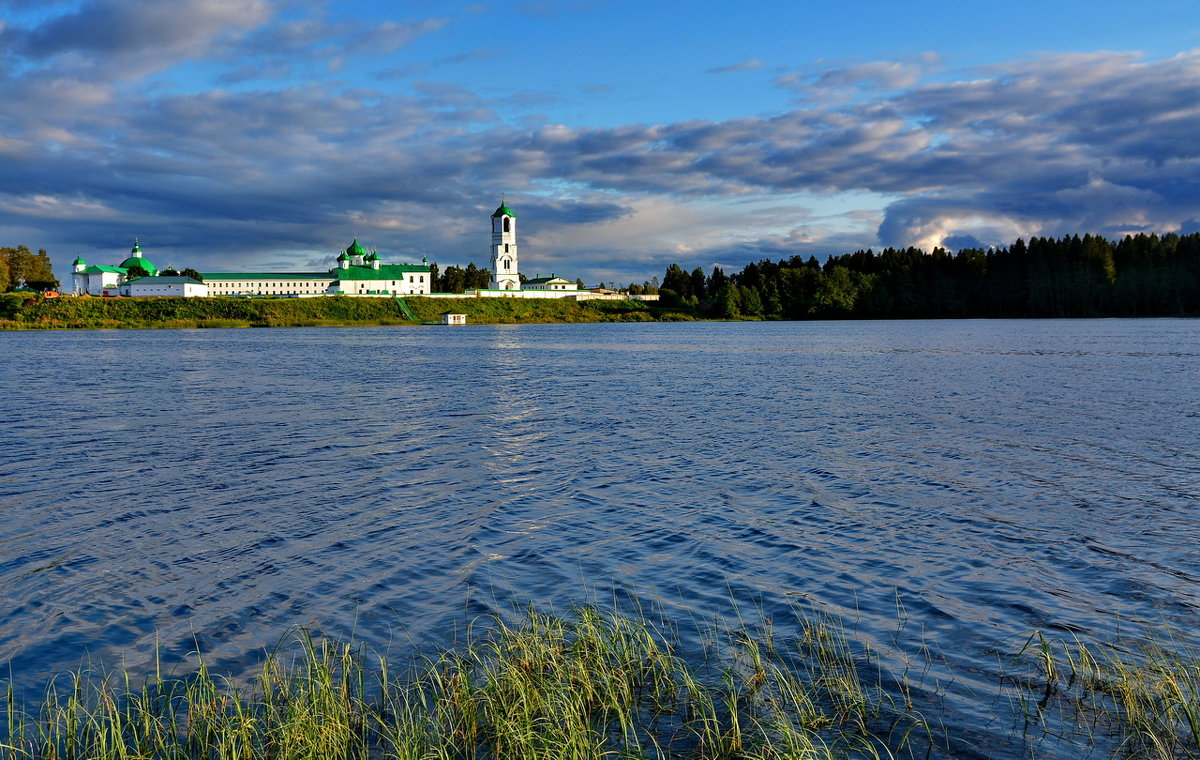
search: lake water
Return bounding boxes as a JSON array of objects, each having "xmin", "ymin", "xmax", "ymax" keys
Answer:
[{"xmin": 1, "ymin": 320, "xmax": 1198, "ymax": 757}]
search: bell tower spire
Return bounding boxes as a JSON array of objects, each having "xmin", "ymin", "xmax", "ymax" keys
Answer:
[{"xmin": 489, "ymin": 199, "xmax": 520, "ymax": 291}]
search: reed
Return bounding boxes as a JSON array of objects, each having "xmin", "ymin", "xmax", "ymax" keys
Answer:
[
  {"xmin": 1017, "ymin": 629, "xmax": 1200, "ymax": 759},
  {"xmin": 8, "ymin": 604, "xmax": 1196, "ymax": 759},
  {"xmin": 0, "ymin": 604, "xmax": 927, "ymax": 760}
]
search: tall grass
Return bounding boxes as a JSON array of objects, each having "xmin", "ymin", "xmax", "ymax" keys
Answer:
[
  {"xmin": 1, "ymin": 605, "xmax": 928, "ymax": 760},
  {"xmin": 6, "ymin": 606, "xmax": 1197, "ymax": 759},
  {"xmin": 1016, "ymin": 630, "xmax": 1200, "ymax": 759}
]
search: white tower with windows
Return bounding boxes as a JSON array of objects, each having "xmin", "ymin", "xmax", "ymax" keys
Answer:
[{"xmin": 489, "ymin": 201, "xmax": 521, "ymax": 290}]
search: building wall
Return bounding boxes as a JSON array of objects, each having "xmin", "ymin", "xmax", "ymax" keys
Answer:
[
  {"xmin": 126, "ymin": 282, "xmax": 210, "ymax": 297},
  {"xmin": 336, "ymin": 273, "xmax": 430, "ymax": 296},
  {"xmin": 205, "ymin": 277, "xmax": 334, "ymax": 296}
]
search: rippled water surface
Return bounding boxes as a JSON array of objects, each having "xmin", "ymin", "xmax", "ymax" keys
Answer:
[{"xmin": 2, "ymin": 320, "xmax": 1198, "ymax": 756}]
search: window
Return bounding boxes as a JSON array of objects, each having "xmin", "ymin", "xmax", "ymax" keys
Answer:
[{"xmin": 503, "ymin": 217, "xmax": 510, "ymax": 232}]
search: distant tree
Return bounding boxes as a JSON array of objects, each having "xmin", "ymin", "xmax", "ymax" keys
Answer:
[
  {"xmin": 576, "ymin": 277, "xmax": 585, "ymax": 289},
  {"xmin": 689, "ymin": 267, "xmax": 707, "ymax": 302},
  {"xmin": 463, "ymin": 262, "xmax": 490, "ymax": 290},
  {"xmin": 428, "ymin": 262, "xmax": 440, "ymax": 291},
  {"xmin": 662, "ymin": 263, "xmax": 691, "ymax": 298},
  {"xmin": 658, "ymin": 288, "xmax": 681, "ymax": 307},
  {"xmin": 707, "ymin": 266, "xmax": 728, "ymax": 294},
  {"xmin": 0, "ymin": 254, "xmax": 10, "ymax": 292},
  {"xmin": 159, "ymin": 267, "xmax": 180, "ymax": 277},
  {"xmin": 180, "ymin": 268, "xmax": 204, "ymax": 282},
  {"xmin": 2, "ymin": 245, "xmax": 57, "ymax": 291},
  {"xmin": 125, "ymin": 264, "xmax": 150, "ymax": 280},
  {"xmin": 442, "ymin": 265, "xmax": 466, "ymax": 293}
]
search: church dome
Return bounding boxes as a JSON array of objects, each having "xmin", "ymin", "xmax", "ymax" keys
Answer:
[
  {"xmin": 346, "ymin": 238, "xmax": 368, "ymax": 258},
  {"xmin": 119, "ymin": 255, "xmax": 158, "ymax": 275},
  {"xmin": 491, "ymin": 202, "xmax": 516, "ymax": 218}
]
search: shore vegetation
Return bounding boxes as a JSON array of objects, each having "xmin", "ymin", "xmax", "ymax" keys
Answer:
[{"xmin": 2, "ymin": 604, "xmax": 1198, "ymax": 759}]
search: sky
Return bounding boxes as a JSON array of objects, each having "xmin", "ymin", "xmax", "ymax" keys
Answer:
[{"xmin": 1, "ymin": 0, "xmax": 1198, "ymax": 286}]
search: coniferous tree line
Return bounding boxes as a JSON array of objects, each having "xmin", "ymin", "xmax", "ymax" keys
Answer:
[{"xmin": 658, "ymin": 233, "xmax": 1200, "ymax": 319}]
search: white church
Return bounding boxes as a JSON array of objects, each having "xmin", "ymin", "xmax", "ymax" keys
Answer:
[
  {"xmin": 66, "ymin": 201, "xmax": 652, "ymax": 302},
  {"xmin": 462, "ymin": 201, "xmax": 581, "ymax": 298}
]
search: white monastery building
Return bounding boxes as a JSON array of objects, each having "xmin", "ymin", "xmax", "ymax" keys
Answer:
[{"xmin": 67, "ymin": 202, "xmax": 656, "ymax": 303}]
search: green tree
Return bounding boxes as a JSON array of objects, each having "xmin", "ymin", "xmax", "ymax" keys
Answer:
[
  {"xmin": 180, "ymin": 268, "xmax": 204, "ymax": 282},
  {"xmin": 2, "ymin": 245, "xmax": 57, "ymax": 291},
  {"xmin": 126, "ymin": 264, "xmax": 151, "ymax": 280},
  {"xmin": 442, "ymin": 265, "xmax": 466, "ymax": 293},
  {"xmin": 689, "ymin": 267, "xmax": 707, "ymax": 302},
  {"xmin": 160, "ymin": 267, "xmax": 181, "ymax": 277},
  {"xmin": 662, "ymin": 263, "xmax": 691, "ymax": 298}
]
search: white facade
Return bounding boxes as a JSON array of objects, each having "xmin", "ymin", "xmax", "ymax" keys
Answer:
[
  {"xmin": 72, "ymin": 268, "xmax": 124, "ymax": 296},
  {"xmin": 123, "ymin": 277, "xmax": 209, "ymax": 297},
  {"xmin": 204, "ymin": 275, "xmax": 335, "ymax": 297},
  {"xmin": 524, "ymin": 276, "xmax": 577, "ymax": 292},
  {"xmin": 489, "ymin": 203, "xmax": 521, "ymax": 291}
]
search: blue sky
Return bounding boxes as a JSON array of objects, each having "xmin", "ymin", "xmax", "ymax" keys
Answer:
[{"xmin": 1, "ymin": 0, "xmax": 1198, "ymax": 285}]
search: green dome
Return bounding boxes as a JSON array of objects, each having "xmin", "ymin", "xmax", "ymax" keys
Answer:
[
  {"xmin": 491, "ymin": 202, "xmax": 516, "ymax": 218},
  {"xmin": 366, "ymin": 252, "xmax": 380, "ymax": 261},
  {"xmin": 73, "ymin": 256, "xmax": 86, "ymax": 266},
  {"xmin": 120, "ymin": 255, "xmax": 157, "ymax": 275},
  {"xmin": 346, "ymin": 238, "xmax": 368, "ymax": 257}
]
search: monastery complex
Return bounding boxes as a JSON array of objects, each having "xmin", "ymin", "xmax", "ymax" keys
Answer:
[{"xmin": 68, "ymin": 203, "xmax": 651, "ymax": 302}]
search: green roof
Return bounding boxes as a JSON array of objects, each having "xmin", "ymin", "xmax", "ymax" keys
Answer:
[
  {"xmin": 73, "ymin": 256, "xmax": 86, "ymax": 266},
  {"xmin": 82, "ymin": 264, "xmax": 126, "ymax": 274},
  {"xmin": 525, "ymin": 276, "xmax": 572, "ymax": 285},
  {"xmin": 130, "ymin": 276, "xmax": 204, "ymax": 285},
  {"xmin": 346, "ymin": 238, "xmax": 369, "ymax": 257},
  {"xmin": 119, "ymin": 256, "xmax": 158, "ymax": 275},
  {"xmin": 336, "ymin": 264, "xmax": 429, "ymax": 280},
  {"xmin": 491, "ymin": 202, "xmax": 516, "ymax": 218},
  {"xmin": 201, "ymin": 272, "xmax": 333, "ymax": 280}
]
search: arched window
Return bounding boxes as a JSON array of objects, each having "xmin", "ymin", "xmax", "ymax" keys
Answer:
[{"xmin": 503, "ymin": 217, "xmax": 510, "ymax": 233}]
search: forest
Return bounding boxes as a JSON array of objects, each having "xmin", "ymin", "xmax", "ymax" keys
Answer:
[{"xmin": 658, "ymin": 233, "xmax": 1200, "ymax": 319}]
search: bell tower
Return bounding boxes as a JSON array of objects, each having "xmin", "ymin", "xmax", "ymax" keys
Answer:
[{"xmin": 489, "ymin": 200, "xmax": 520, "ymax": 290}]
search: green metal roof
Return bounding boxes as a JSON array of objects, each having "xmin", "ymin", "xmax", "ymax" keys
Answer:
[
  {"xmin": 201, "ymin": 272, "xmax": 333, "ymax": 280},
  {"xmin": 130, "ymin": 276, "xmax": 204, "ymax": 285},
  {"xmin": 525, "ymin": 276, "xmax": 572, "ymax": 285},
  {"xmin": 491, "ymin": 202, "xmax": 516, "ymax": 218},
  {"xmin": 346, "ymin": 238, "xmax": 369, "ymax": 257},
  {"xmin": 119, "ymin": 256, "xmax": 158, "ymax": 275},
  {"xmin": 82, "ymin": 264, "xmax": 126, "ymax": 274},
  {"xmin": 72, "ymin": 256, "xmax": 86, "ymax": 266},
  {"xmin": 336, "ymin": 264, "xmax": 430, "ymax": 280}
]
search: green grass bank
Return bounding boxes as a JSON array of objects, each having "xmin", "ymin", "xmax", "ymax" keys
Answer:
[
  {"xmin": 0, "ymin": 294, "xmax": 689, "ymax": 329},
  {"xmin": 2, "ymin": 605, "xmax": 1197, "ymax": 759}
]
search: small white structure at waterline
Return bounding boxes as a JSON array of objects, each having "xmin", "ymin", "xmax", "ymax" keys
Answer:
[{"xmin": 440, "ymin": 311, "xmax": 468, "ymax": 325}]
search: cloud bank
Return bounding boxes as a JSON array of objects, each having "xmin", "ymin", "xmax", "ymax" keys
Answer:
[{"xmin": 1, "ymin": 1, "xmax": 1197, "ymax": 283}]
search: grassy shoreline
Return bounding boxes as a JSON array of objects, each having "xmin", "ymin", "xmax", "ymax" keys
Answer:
[
  {"xmin": 0, "ymin": 294, "xmax": 692, "ymax": 330},
  {"xmin": 2, "ymin": 605, "xmax": 1197, "ymax": 759}
]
